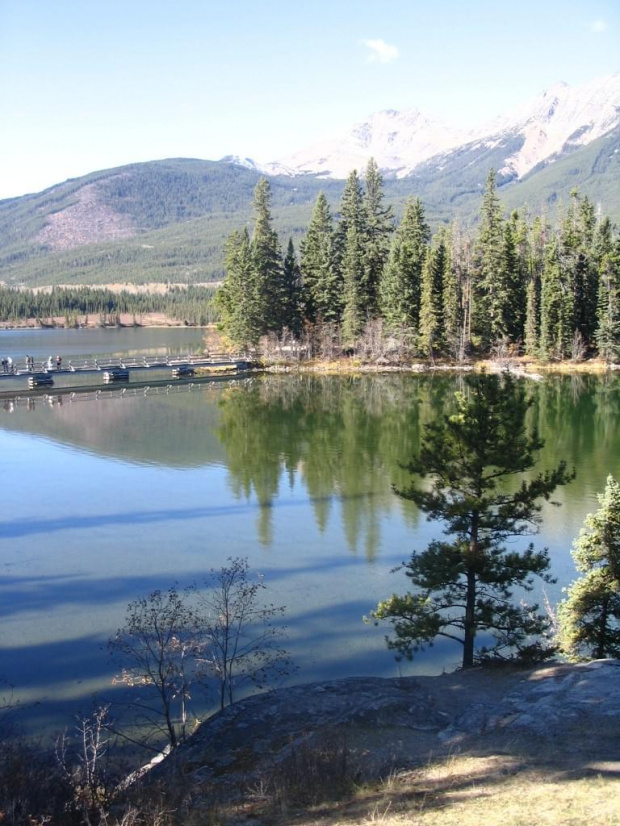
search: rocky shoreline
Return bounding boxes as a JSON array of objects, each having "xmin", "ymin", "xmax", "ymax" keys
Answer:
[{"xmin": 149, "ymin": 660, "xmax": 620, "ymax": 798}]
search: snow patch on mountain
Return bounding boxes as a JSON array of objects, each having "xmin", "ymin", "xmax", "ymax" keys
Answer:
[
  {"xmin": 261, "ymin": 74, "xmax": 620, "ymax": 181},
  {"xmin": 274, "ymin": 109, "xmax": 478, "ymax": 178},
  {"xmin": 490, "ymin": 74, "xmax": 620, "ymax": 178}
]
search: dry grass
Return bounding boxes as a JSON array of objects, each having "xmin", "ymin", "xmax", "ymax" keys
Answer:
[{"xmin": 263, "ymin": 752, "xmax": 620, "ymax": 826}]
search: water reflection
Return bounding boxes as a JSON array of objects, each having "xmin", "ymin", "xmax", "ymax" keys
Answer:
[{"xmin": 1, "ymin": 371, "xmax": 620, "ymax": 736}]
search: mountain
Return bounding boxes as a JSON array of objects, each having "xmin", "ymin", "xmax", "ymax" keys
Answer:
[
  {"xmin": 0, "ymin": 75, "xmax": 618, "ymax": 288},
  {"xmin": 269, "ymin": 109, "xmax": 477, "ymax": 179},
  {"xmin": 267, "ymin": 74, "xmax": 620, "ymax": 182}
]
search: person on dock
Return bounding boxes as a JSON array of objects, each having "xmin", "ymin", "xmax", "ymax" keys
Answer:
[
  {"xmin": 7, "ymin": 357, "xmax": 13, "ymax": 374},
  {"xmin": 1, "ymin": 358, "xmax": 6, "ymax": 373}
]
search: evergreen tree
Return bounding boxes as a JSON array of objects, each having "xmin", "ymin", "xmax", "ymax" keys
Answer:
[
  {"xmin": 379, "ymin": 197, "xmax": 430, "ymax": 331},
  {"xmin": 559, "ymin": 191, "xmax": 598, "ymax": 355},
  {"xmin": 448, "ymin": 222, "xmax": 472, "ymax": 358},
  {"xmin": 217, "ymin": 229, "xmax": 264, "ymax": 349},
  {"xmin": 251, "ymin": 178, "xmax": 283, "ymax": 334},
  {"xmin": 372, "ymin": 374, "xmax": 573, "ymax": 669},
  {"xmin": 361, "ymin": 158, "xmax": 394, "ymax": 316},
  {"xmin": 334, "ymin": 171, "xmax": 366, "ymax": 296},
  {"xmin": 299, "ymin": 193, "xmax": 341, "ymax": 322},
  {"xmin": 335, "ymin": 171, "xmax": 368, "ymax": 346},
  {"xmin": 595, "ymin": 238, "xmax": 620, "ymax": 363},
  {"xmin": 341, "ymin": 222, "xmax": 366, "ymax": 346},
  {"xmin": 558, "ymin": 475, "xmax": 620, "ymax": 660},
  {"xmin": 280, "ymin": 238, "xmax": 303, "ymax": 337},
  {"xmin": 472, "ymin": 170, "xmax": 506, "ymax": 348},
  {"xmin": 524, "ymin": 217, "xmax": 547, "ymax": 357},
  {"xmin": 539, "ymin": 237, "xmax": 573, "ymax": 360},
  {"xmin": 502, "ymin": 214, "xmax": 526, "ymax": 343},
  {"xmin": 441, "ymin": 225, "xmax": 462, "ymax": 359},
  {"xmin": 418, "ymin": 229, "xmax": 448, "ymax": 357}
]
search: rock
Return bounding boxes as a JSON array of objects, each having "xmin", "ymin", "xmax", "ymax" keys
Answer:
[{"xmin": 147, "ymin": 662, "xmax": 620, "ymax": 794}]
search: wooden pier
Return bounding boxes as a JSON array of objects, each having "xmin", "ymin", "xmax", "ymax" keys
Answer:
[
  {"xmin": 0, "ymin": 353, "xmax": 251, "ymax": 378},
  {"xmin": 0, "ymin": 353, "xmax": 255, "ymax": 398}
]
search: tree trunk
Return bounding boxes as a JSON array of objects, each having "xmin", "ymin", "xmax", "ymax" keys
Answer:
[
  {"xmin": 463, "ymin": 569, "xmax": 476, "ymax": 668},
  {"xmin": 594, "ymin": 596, "xmax": 609, "ymax": 659}
]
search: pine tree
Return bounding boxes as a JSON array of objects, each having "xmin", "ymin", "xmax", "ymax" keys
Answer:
[
  {"xmin": 372, "ymin": 374, "xmax": 573, "ymax": 669},
  {"xmin": 251, "ymin": 178, "xmax": 283, "ymax": 335},
  {"xmin": 418, "ymin": 229, "xmax": 448, "ymax": 357},
  {"xmin": 299, "ymin": 193, "xmax": 341, "ymax": 322},
  {"xmin": 441, "ymin": 225, "xmax": 461, "ymax": 358},
  {"xmin": 524, "ymin": 217, "xmax": 547, "ymax": 357},
  {"xmin": 472, "ymin": 170, "xmax": 506, "ymax": 349},
  {"xmin": 558, "ymin": 475, "xmax": 620, "ymax": 660},
  {"xmin": 379, "ymin": 197, "xmax": 430, "ymax": 331},
  {"xmin": 362, "ymin": 158, "xmax": 394, "ymax": 316},
  {"xmin": 595, "ymin": 238, "xmax": 620, "ymax": 363},
  {"xmin": 334, "ymin": 171, "xmax": 366, "ymax": 296},
  {"xmin": 448, "ymin": 222, "xmax": 472, "ymax": 359},
  {"xmin": 559, "ymin": 191, "xmax": 598, "ymax": 356},
  {"xmin": 503, "ymin": 213, "xmax": 526, "ymax": 343},
  {"xmin": 539, "ymin": 237, "xmax": 573, "ymax": 360},
  {"xmin": 216, "ymin": 229, "xmax": 263, "ymax": 349},
  {"xmin": 341, "ymin": 222, "xmax": 366, "ymax": 346},
  {"xmin": 280, "ymin": 238, "xmax": 303, "ymax": 337}
]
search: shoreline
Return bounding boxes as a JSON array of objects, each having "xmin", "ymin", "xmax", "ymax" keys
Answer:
[
  {"xmin": 1, "ymin": 318, "xmax": 618, "ymax": 375},
  {"xmin": 261, "ymin": 357, "xmax": 620, "ymax": 376}
]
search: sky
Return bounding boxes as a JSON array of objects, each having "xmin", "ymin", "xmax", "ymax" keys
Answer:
[{"xmin": 1, "ymin": 0, "xmax": 619, "ymax": 199}]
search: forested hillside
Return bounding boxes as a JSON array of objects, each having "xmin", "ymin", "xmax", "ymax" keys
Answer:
[{"xmin": 0, "ymin": 130, "xmax": 618, "ymax": 288}]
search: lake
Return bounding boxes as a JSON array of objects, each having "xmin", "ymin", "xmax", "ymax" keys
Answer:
[{"xmin": 0, "ymin": 327, "xmax": 618, "ymax": 734}]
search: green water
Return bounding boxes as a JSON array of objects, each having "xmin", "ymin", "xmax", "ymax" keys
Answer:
[{"xmin": 0, "ymin": 360, "xmax": 619, "ymax": 733}]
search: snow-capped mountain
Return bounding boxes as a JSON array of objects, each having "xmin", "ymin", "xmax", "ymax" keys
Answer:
[
  {"xmin": 233, "ymin": 74, "xmax": 620, "ymax": 181},
  {"xmin": 269, "ymin": 109, "xmax": 479, "ymax": 179}
]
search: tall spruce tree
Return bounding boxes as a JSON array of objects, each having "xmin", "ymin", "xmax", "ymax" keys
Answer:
[
  {"xmin": 524, "ymin": 217, "xmax": 547, "ymax": 357},
  {"xmin": 418, "ymin": 229, "xmax": 448, "ymax": 357},
  {"xmin": 217, "ymin": 228, "xmax": 263, "ymax": 349},
  {"xmin": 539, "ymin": 237, "xmax": 573, "ymax": 360},
  {"xmin": 341, "ymin": 222, "xmax": 366, "ymax": 346},
  {"xmin": 299, "ymin": 193, "xmax": 341, "ymax": 323},
  {"xmin": 441, "ymin": 225, "xmax": 461, "ymax": 358},
  {"xmin": 251, "ymin": 178, "xmax": 283, "ymax": 335},
  {"xmin": 559, "ymin": 191, "xmax": 598, "ymax": 356},
  {"xmin": 372, "ymin": 374, "xmax": 573, "ymax": 669},
  {"xmin": 362, "ymin": 158, "xmax": 394, "ymax": 316},
  {"xmin": 558, "ymin": 475, "xmax": 620, "ymax": 660},
  {"xmin": 336, "ymin": 171, "xmax": 367, "ymax": 346},
  {"xmin": 280, "ymin": 238, "xmax": 303, "ymax": 337},
  {"xmin": 379, "ymin": 197, "xmax": 430, "ymax": 331},
  {"xmin": 595, "ymin": 237, "xmax": 620, "ymax": 363},
  {"xmin": 472, "ymin": 170, "xmax": 506, "ymax": 348},
  {"xmin": 503, "ymin": 213, "xmax": 526, "ymax": 343}
]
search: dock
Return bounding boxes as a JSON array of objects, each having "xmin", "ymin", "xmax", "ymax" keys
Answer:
[
  {"xmin": 0, "ymin": 353, "xmax": 255, "ymax": 399},
  {"xmin": 0, "ymin": 353, "xmax": 251, "ymax": 378}
]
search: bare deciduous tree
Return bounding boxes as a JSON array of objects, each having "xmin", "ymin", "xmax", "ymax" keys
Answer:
[
  {"xmin": 109, "ymin": 587, "xmax": 196, "ymax": 749},
  {"xmin": 195, "ymin": 558, "xmax": 295, "ymax": 710}
]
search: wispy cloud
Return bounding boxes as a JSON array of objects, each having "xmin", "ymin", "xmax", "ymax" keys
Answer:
[
  {"xmin": 360, "ymin": 38, "xmax": 399, "ymax": 64},
  {"xmin": 590, "ymin": 19, "xmax": 608, "ymax": 33}
]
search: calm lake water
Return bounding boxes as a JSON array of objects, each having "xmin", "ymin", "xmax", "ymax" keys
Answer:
[{"xmin": 0, "ymin": 328, "xmax": 618, "ymax": 734}]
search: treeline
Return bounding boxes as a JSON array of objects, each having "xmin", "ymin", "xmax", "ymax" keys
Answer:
[
  {"xmin": 0, "ymin": 284, "xmax": 218, "ymax": 326},
  {"xmin": 218, "ymin": 162, "xmax": 620, "ymax": 361}
]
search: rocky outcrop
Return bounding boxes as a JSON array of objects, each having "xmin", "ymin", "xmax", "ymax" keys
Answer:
[{"xmin": 150, "ymin": 661, "xmax": 620, "ymax": 795}]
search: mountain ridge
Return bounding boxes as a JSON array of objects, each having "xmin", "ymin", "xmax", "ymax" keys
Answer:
[
  {"xmin": 254, "ymin": 73, "xmax": 620, "ymax": 181},
  {"xmin": 1, "ymin": 75, "xmax": 619, "ymax": 288}
]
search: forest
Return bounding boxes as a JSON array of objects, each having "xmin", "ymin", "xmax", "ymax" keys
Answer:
[
  {"xmin": 0, "ymin": 284, "xmax": 218, "ymax": 326},
  {"xmin": 218, "ymin": 161, "xmax": 620, "ymax": 363}
]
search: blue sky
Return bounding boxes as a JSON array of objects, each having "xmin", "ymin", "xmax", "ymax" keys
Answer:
[{"xmin": 1, "ymin": 0, "xmax": 618, "ymax": 199}]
